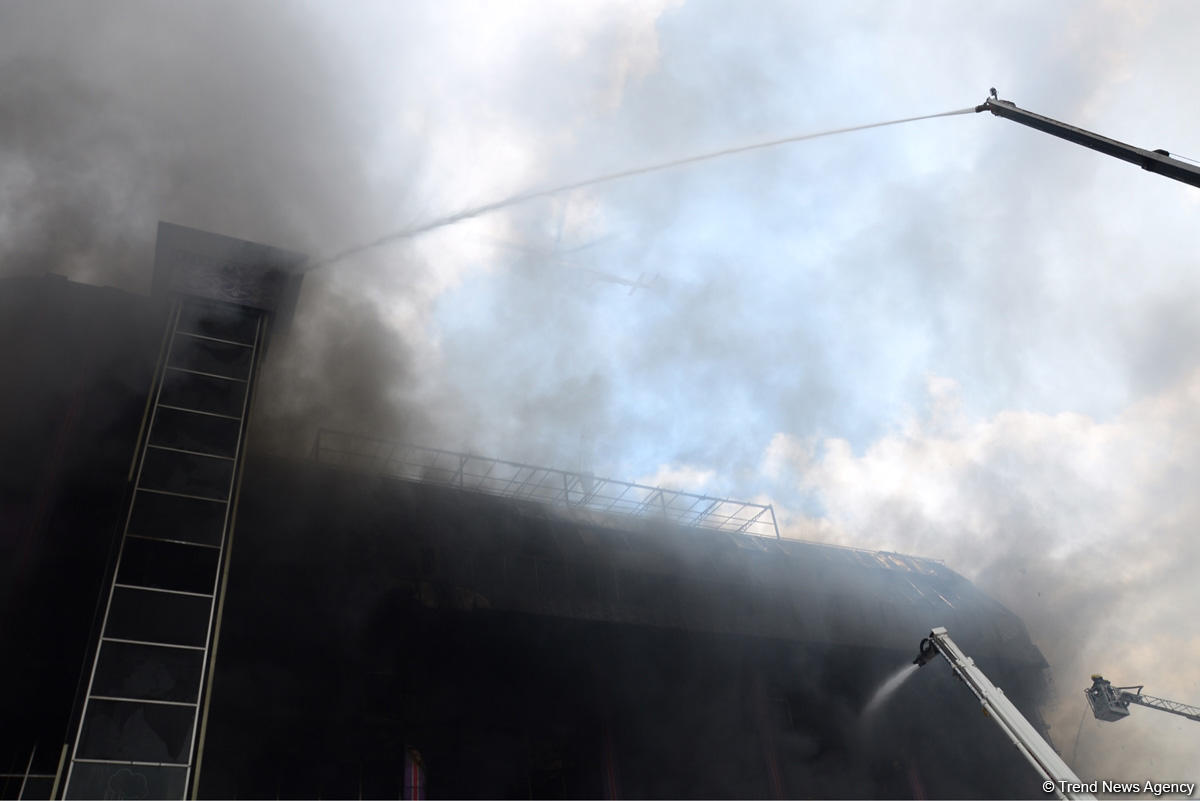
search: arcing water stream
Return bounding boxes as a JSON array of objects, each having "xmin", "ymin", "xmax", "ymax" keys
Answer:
[{"xmin": 306, "ymin": 106, "xmax": 977, "ymax": 271}]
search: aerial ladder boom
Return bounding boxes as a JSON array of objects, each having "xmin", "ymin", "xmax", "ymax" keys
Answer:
[
  {"xmin": 913, "ymin": 627, "xmax": 1095, "ymax": 801},
  {"xmin": 1086, "ymin": 675, "xmax": 1200, "ymax": 724},
  {"xmin": 976, "ymin": 91, "xmax": 1200, "ymax": 190}
]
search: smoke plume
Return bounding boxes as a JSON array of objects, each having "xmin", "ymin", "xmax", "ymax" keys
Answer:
[{"xmin": 0, "ymin": 1, "xmax": 433, "ymax": 454}]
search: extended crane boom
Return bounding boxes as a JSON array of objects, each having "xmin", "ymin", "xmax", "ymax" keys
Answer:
[
  {"xmin": 976, "ymin": 91, "xmax": 1200, "ymax": 190},
  {"xmin": 913, "ymin": 627, "xmax": 1095, "ymax": 801},
  {"xmin": 1086, "ymin": 675, "xmax": 1200, "ymax": 724}
]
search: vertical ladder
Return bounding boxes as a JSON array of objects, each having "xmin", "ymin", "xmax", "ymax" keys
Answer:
[{"xmin": 63, "ymin": 298, "xmax": 264, "ymax": 799}]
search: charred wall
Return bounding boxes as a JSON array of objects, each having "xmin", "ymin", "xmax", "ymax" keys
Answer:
[
  {"xmin": 1, "ymin": 275, "xmax": 162, "ymax": 795},
  {"xmin": 193, "ymin": 455, "xmax": 1055, "ymax": 799}
]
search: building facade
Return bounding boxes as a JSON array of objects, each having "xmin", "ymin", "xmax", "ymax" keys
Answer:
[{"xmin": 1, "ymin": 226, "xmax": 1057, "ymax": 799}]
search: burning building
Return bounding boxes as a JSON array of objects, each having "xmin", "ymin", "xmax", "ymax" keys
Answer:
[{"xmin": 3, "ymin": 224, "xmax": 1060, "ymax": 799}]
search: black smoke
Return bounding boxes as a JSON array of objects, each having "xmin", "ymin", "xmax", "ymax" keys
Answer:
[{"xmin": 0, "ymin": 1, "xmax": 432, "ymax": 454}]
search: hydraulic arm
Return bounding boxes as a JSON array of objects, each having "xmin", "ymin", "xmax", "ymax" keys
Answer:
[
  {"xmin": 914, "ymin": 627, "xmax": 1095, "ymax": 801},
  {"xmin": 976, "ymin": 91, "xmax": 1200, "ymax": 190},
  {"xmin": 1086, "ymin": 675, "xmax": 1200, "ymax": 724}
]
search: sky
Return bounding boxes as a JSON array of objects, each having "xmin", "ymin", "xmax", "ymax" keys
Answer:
[{"xmin": 4, "ymin": 0, "xmax": 1200, "ymax": 789}]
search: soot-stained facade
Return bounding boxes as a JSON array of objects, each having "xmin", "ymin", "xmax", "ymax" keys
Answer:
[{"xmin": 2, "ymin": 226, "xmax": 1062, "ymax": 799}]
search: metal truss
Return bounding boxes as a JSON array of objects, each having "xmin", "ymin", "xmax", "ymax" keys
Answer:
[
  {"xmin": 312, "ymin": 429, "xmax": 780, "ymax": 539},
  {"xmin": 1120, "ymin": 688, "xmax": 1200, "ymax": 723}
]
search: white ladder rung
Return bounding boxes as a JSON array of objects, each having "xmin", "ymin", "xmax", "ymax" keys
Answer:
[
  {"xmin": 88, "ymin": 695, "xmax": 199, "ymax": 708},
  {"xmin": 156, "ymin": 404, "xmax": 243, "ymax": 422},
  {"xmin": 72, "ymin": 758, "xmax": 189, "ymax": 768},
  {"xmin": 174, "ymin": 330, "xmax": 254, "ymax": 348},
  {"xmin": 113, "ymin": 583, "xmax": 214, "ymax": 599},
  {"xmin": 101, "ymin": 637, "xmax": 206, "ymax": 652},
  {"xmin": 164, "ymin": 365, "xmax": 248, "ymax": 383},
  {"xmin": 136, "ymin": 487, "xmax": 227, "ymax": 504},
  {"xmin": 146, "ymin": 443, "xmax": 235, "ymax": 461},
  {"xmin": 125, "ymin": 534, "xmax": 221, "ymax": 550}
]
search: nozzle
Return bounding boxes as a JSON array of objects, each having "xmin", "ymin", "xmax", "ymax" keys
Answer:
[{"xmin": 913, "ymin": 637, "xmax": 938, "ymax": 667}]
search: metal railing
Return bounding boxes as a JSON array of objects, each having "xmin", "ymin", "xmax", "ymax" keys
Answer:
[{"xmin": 312, "ymin": 429, "xmax": 780, "ymax": 539}]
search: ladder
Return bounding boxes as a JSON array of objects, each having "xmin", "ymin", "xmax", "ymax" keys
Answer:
[{"xmin": 63, "ymin": 298, "xmax": 264, "ymax": 799}]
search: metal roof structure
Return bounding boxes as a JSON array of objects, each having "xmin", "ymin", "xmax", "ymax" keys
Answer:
[{"xmin": 312, "ymin": 428, "xmax": 780, "ymax": 539}]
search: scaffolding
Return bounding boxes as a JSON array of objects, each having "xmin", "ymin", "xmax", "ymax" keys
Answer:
[{"xmin": 311, "ymin": 429, "xmax": 780, "ymax": 539}]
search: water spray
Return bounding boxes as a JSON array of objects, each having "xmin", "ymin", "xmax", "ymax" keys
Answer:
[
  {"xmin": 863, "ymin": 663, "xmax": 921, "ymax": 717},
  {"xmin": 304, "ymin": 105, "xmax": 978, "ymax": 272}
]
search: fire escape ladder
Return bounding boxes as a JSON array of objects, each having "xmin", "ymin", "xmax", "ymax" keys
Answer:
[{"xmin": 63, "ymin": 299, "xmax": 264, "ymax": 800}]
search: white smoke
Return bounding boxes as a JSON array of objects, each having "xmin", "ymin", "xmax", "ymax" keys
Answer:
[{"xmin": 766, "ymin": 372, "xmax": 1200, "ymax": 782}]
